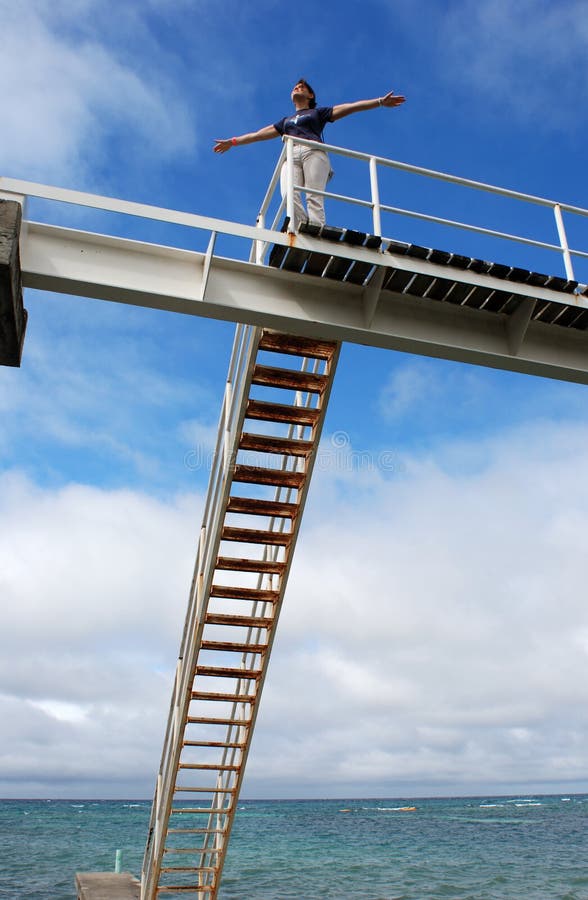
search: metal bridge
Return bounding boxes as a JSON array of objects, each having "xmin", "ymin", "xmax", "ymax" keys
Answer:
[{"xmin": 2, "ymin": 137, "xmax": 588, "ymax": 898}]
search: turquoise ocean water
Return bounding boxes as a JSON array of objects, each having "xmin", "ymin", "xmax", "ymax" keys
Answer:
[{"xmin": 1, "ymin": 795, "xmax": 586, "ymax": 899}]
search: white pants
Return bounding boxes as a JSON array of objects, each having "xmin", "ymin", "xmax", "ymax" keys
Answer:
[{"xmin": 280, "ymin": 144, "xmax": 331, "ymax": 229}]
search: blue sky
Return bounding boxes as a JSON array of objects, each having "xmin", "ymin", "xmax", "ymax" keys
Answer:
[{"xmin": 1, "ymin": 0, "xmax": 588, "ymax": 800}]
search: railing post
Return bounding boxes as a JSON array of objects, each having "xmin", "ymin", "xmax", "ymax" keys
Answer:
[
  {"xmin": 223, "ymin": 380, "xmax": 233, "ymax": 472},
  {"xmin": 172, "ymin": 660, "xmax": 182, "ymax": 743},
  {"xmin": 369, "ymin": 156, "xmax": 382, "ymax": 237},
  {"xmin": 255, "ymin": 213, "xmax": 265, "ymax": 264},
  {"xmin": 196, "ymin": 528, "xmax": 206, "ymax": 616},
  {"xmin": 553, "ymin": 203, "xmax": 575, "ymax": 280},
  {"xmin": 285, "ymin": 138, "xmax": 295, "ymax": 232}
]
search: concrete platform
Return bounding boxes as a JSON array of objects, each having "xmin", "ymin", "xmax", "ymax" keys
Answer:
[
  {"xmin": 0, "ymin": 199, "xmax": 27, "ymax": 366},
  {"xmin": 75, "ymin": 872, "xmax": 141, "ymax": 900}
]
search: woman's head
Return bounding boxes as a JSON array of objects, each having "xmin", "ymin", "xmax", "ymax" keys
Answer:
[{"xmin": 292, "ymin": 79, "xmax": 316, "ymax": 109}]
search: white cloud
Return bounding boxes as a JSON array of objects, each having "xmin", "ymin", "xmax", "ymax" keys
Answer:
[
  {"xmin": 2, "ymin": 402, "xmax": 588, "ymax": 798},
  {"xmin": 245, "ymin": 418, "xmax": 588, "ymax": 795},
  {"xmin": 31, "ymin": 700, "xmax": 90, "ymax": 724},
  {"xmin": 379, "ymin": 359, "xmax": 439, "ymax": 420},
  {"xmin": 439, "ymin": 0, "xmax": 588, "ymax": 128},
  {"xmin": 0, "ymin": 1, "xmax": 196, "ymax": 184},
  {"xmin": 0, "ymin": 472, "xmax": 200, "ymax": 645},
  {"xmin": 1, "ymin": 383, "xmax": 588, "ymax": 797},
  {"xmin": 0, "ymin": 470, "xmax": 204, "ymax": 795}
]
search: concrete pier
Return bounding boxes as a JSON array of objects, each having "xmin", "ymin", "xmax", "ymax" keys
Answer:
[
  {"xmin": 0, "ymin": 199, "xmax": 27, "ymax": 366},
  {"xmin": 75, "ymin": 872, "xmax": 141, "ymax": 900}
]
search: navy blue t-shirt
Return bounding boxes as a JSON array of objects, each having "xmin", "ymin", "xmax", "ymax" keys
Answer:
[{"xmin": 273, "ymin": 106, "xmax": 334, "ymax": 143}]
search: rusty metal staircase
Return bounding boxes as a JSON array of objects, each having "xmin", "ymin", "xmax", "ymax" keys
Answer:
[{"xmin": 141, "ymin": 325, "xmax": 340, "ymax": 899}]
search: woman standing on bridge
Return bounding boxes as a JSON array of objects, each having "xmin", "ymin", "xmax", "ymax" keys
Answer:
[{"xmin": 213, "ymin": 80, "xmax": 405, "ymax": 230}]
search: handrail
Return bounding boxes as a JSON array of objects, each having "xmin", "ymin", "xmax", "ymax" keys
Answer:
[
  {"xmin": 276, "ymin": 136, "xmax": 588, "ymax": 217},
  {"xmin": 0, "ymin": 175, "xmax": 279, "ymax": 247},
  {"xmin": 258, "ymin": 136, "xmax": 588, "ymax": 281},
  {"xmin": 4, "ymin": 136, "xmax": 588, "ymax": 284},
  {"xmin": 140, "ymin": 327, "xmax": 335, "ymax": 899},
  {"xmin": 141, "ymin": 323, "xmax": 261, "ymax": 899}
]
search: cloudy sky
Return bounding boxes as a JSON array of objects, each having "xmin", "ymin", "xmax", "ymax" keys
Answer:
[{"xmin": 1, "ymin": 0, "xmax": 588, "ymax": 801}]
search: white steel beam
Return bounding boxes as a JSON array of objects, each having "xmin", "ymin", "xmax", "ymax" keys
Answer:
[
  {"xmin": 506, "ymin": 298, "xmax": 537, "ymax": 356},
  {"xmin": 362, "ymin": 266, "xmax": 386, "ymax": 328},
  {"xmin": 21, "ymin": 221, "xmax": 588, "ymax": 385}
]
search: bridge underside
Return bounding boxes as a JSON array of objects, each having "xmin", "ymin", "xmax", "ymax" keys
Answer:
[{"xmin": 7, "ymin": 215, "xmax": 588, "ymax": 385}]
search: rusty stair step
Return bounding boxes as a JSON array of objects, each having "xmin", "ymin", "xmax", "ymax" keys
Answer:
[
  {"xmin": 183, "ymin": 740, "xmax": 245, "ymax": 749},
  {"xmin": 167, "ymin": 828, "xmax": 225, "ymax": 834},
  {"xmin": 166, "ymin": 785, "xmax": 237, "ymax": 793},
  {"xmin": 156, "ymin": 888, "xmax": 214, "ymax": 895},
  {"xmin": 231, "ymin": 464, "xmax": 305, "ymax": 489},
  {"xmin": 200, "ymin": 640, "xmax": 268, "ymax": 653},
  {"xmin": 191, "ymin": 690, "xmax": 257, "ymax": 702},
  {"xmin": 169, "ymin": 807, "xmax": 230, "ymax": 815},
  {"xmin": 209, "ymin": 584, "xmax": 280, "ymax": 602},
  {"xmin": 252, "ymin": 364, "xmax": 328, "ymax": 393},
  {"xmin": 204, "ymin": 612, "xmax": 274, "ymax": 628},
  {"xmin": 196, "ymin": 665, "xmax": 261, "ymax": 679},
  {"xmin": 187, "ymin": 715, "xmax": 252, "ymax": 725},
  {"xmin": 163, "ymin": 848, "xmax": 221, "ymax": 855},
  {"xmin": 258, "ymin": 331, "xmax": 337, "ymax": 359},
  {"xmin": 200, "ymin": 640, "xmax": 267, "ymax": 653},
  {"xmin": 215, "ymin": 556, "xmax": 286, "ymax": 575},
  {"xmin": 227, "ymin": 496, "xmax": 298, "ymax": 519},
  {"xmin": 221, "ymin": 525, "xmax": 292, "ymax": 546},
  {"xmin": 239, "ymin": 432, "xmax": 314, "ymax": 457},
  {"xmin": 178, "ymin": 763, "xmax": 239, "ymax": 771},
  {"xmin": 174, "ymin": 789, "xmax": 231, "ymax": 796},
  {"xmin": 246, "ymin": 398, "xmax": 320, "ymax": 426},
  {"xmin": 160, "ymin": 866, "xmax": 218, "ymax": 873}
]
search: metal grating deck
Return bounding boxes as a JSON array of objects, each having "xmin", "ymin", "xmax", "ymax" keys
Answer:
[{"xmin": 268, "ymin": 223, "xmax": 588, "ymax": 332}]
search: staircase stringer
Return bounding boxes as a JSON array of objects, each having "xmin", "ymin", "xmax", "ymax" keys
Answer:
[
  {"xmin": 142, "ymin": 328, "xmax": 341, "ymax": 900},
  {"xmin": 207, "ymin": 345, "xmax": 341, "ymax": 896},
  {"xmin": 142, "ymin": 324, "xmax": 263, "ymax": 900}
]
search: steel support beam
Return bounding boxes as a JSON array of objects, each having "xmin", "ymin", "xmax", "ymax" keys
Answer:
[{"xmin": 20, "ymin": 221, "xmax": 588, "ymax": 385}]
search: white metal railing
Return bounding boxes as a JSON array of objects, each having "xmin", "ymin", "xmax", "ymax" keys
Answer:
[
  {"xmin": 4, "ymin": 145, "xmax": 588, "ymax": 287},
  {"xmin": 140, "ymin": 322, "xmax": 261, "ymax": 899},
  {"xmin": 140, "ymin": 326, "xmax": 333, "ymax": 898},
  {"xmin": 0, "ymin": 175, "xmax": 277, "ymax": 252},
  {"xmin": 255, "ymin": 136, "xmax": 588, "ymax": 282}
]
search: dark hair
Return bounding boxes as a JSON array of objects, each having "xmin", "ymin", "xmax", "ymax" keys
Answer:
[{"xmin": 295, "ymin": 78, "xmax": 316, "ymax": 109}]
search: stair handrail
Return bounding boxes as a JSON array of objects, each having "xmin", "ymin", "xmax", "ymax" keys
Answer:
[
  {"xmin": 141, "ymin": 330, "xmax": 337, "ymax": 898},
  {"xmin": 253, "ymin": 136, "xmax": 588, "ymax": 282},
  {"xmin": 141, "ymin": 323, "xmax": 262, "ymax": 899}
]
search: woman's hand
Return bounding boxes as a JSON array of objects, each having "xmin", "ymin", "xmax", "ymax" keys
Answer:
[
  {"xmin": 213, "ymin": 139, "xmax": 234, "ymax": 154},
  {"xmin": 380, "ymin": 91, "xmax": 406, "ymax": 108}
]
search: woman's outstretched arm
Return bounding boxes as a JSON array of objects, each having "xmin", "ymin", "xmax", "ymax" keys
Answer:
[
  {"xmin": 214, "ymin": 124, "xmax": 279, "ymax": 153},
  {"xmin": 331, "ymin": 91, "xmax": 406, "ymax": 121}
]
